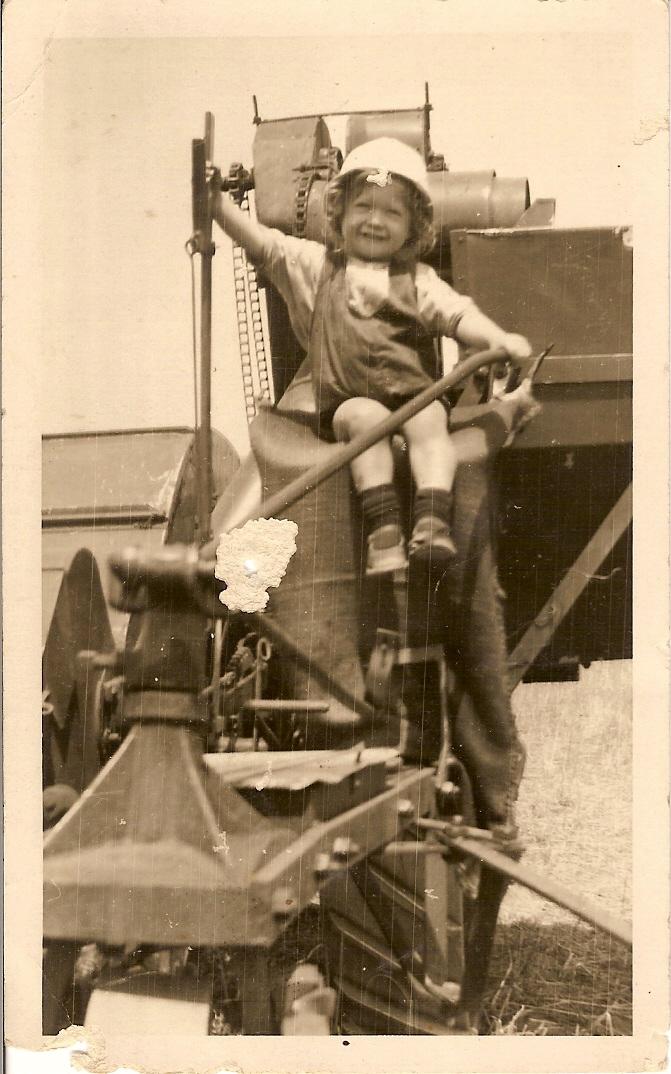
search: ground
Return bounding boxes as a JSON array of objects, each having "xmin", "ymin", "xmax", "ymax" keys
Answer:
[{"xmin": 483, "ymin": 660, "xmax": 632, "ymax": 1035}]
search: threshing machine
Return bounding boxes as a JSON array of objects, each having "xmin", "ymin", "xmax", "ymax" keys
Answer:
[{"xmin": 43, "ymin": 91, "xmax": 632, "ymax": 1037}]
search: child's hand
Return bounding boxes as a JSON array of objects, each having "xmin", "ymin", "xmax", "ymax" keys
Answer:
[
  {"xmin": 208, "ymin": 172, "xmax": 267, "ymax": 262},
  {"xmin": 501, "ymin": 333, "xmax": 532, "ymax": 360},
  {"xmin": 206, "ymin": 165, "xmax": 224, "ymax": 211}
]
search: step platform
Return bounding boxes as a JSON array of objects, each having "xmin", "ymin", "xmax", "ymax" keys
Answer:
[{"xmin": 203, "ymin": 747, "xmax": 402, "ymax": 822}]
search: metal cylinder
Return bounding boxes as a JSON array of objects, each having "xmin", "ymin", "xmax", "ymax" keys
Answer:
[
  {"xmin": 427, "ymin": 171, "xmax": 531, "ymax": 239},
  {"xmin": 296, "ymin": 170, "xmax": 530, "ymax": 246}
]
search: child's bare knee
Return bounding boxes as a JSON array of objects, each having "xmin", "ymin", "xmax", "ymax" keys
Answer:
[{"xmin": 333, "ymin": 397, "xmax": 390, "ymax": 439}]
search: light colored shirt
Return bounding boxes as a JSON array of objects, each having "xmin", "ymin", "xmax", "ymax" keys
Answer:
[{"xmin": 253, "ymin": 228, "xmax": 473, "ymax": 352}]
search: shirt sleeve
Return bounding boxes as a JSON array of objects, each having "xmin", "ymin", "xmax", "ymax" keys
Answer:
[
  {"xmin": 252, "ymin": 229, "xmax": 326, "ymax": 351},
  {"xmin": 415, "ymin": 262, "xmax": 474, "ymax": 338}
]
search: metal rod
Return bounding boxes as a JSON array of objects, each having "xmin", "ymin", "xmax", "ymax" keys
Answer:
[
  {"xmin": 241, "ymin": 347, "xmax": 507, "ymax": 527},
  {"xmin": 191, "ymin": 119, "xmax": 216, "ymax": 545},
  {"xmin": 382, "ymin": 841, "xmax": 446, "ymax": 856},
  {"xmin": 255, "ymin": 106, "xmax": 429, "ymax": 125},
  {"xmin": 527, "ymin": 343, "xmax": 553, "ymax": 381},
  {"xmin": 450, "ymin": 834, "xmax": 632, "ymax": 947},
  {"xmin": 204, "ymin": 111, "xmax": 214, "ymax": 161},
  {"xmin": 385, "ymin": 829, "xmax": 632, "ymax": 946},
  {"xmin": 242, "ymin": 699, "xmax": 331, "ymax": 712},
  {"xmin": 197, "ymin": 247, "xmax": 213, "ymax": 544},
  {"xmin": 415, "ymin": 817, "xmax": 495, "ymax": 841}
]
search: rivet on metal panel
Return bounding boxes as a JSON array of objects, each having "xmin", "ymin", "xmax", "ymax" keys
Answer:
[
  {"xmin": 271, "ymin": 886, "xmax": 297, "ymax": 918},
  {"xmin": 313, "ymin": 852, "xmax": 332, "ymax": 881},
  {"xmin": 332, "ymin": 837, "xmax": 359, "ymax": 862}
]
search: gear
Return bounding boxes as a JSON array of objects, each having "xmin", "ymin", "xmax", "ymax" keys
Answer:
[{"xmin": 293, "ymin": 147, "xmax": 342, "ymax": 239}]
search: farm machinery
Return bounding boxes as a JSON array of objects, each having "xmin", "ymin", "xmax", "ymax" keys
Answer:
[{"xmin": 43, "ymin": 92, "xmax": 632, "ymax": 1036}]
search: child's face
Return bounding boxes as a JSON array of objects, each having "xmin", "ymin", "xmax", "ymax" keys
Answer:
[{"xmin": 341, "ymin": 178, "xmax": 411, "ymax": 262}]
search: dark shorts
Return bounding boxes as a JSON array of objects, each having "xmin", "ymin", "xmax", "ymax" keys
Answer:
[{"xmin": 316, "ymin": 393, "xmax": 451, "ymax": 443}]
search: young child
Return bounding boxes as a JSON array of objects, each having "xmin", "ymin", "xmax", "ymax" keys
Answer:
[{"xmin": 214, "ymin": 137, "xmax": 532, "ymax": 573}]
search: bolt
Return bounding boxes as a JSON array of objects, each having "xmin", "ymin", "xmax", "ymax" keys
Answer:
[
  {"xmin": 397, "ymin": 798, "xmax": 415, "ymax": 820},
  {"xmin": 271, "ymin": 886, "xmax": 296, "ymax": 918},
  {"xmin": 331, "ymin": 837, "xmax": 359, "ymax": 863},
  {"xmin": 313, "ymin": 852, "xmax": 332, "ymax": 881}
]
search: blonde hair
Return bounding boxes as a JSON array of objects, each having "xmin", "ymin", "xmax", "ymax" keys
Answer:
[{"xmin": 324, "ymin": 170, "xmax": 435, "ymax": 262}]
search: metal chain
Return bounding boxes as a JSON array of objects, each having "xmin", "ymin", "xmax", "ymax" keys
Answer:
[
  {"xmin": 228, "ymin": 148, "xmax": 340, "ymax": 420},
  {"xmin": 231, "ymin": 236, "xmax": 258, "ymax": 423},
  {"xmin": 227, "ymin": 166, "xmax": 273, "ymax": 423},
  {"xmin": 240, "ymin": 195, "xmax": 273, "ymax": 407}
]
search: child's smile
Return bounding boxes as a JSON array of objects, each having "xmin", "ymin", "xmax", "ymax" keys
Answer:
[{"xmin": 341, "ymin": 179, "xmax": 411, "ymax": 262}]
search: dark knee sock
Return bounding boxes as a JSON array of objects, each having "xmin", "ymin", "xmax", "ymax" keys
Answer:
[
  {"xmin": 361, "ymin": 484, "xmax": 401, "ymax": 535},
  {"xmin": 414, "ymin": 487, "xmax": 453, "ymax": 526}
]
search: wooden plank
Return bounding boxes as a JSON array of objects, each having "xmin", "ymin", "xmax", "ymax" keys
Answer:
[
  {"xmin": 508, "ymin": 483, "xmax": 632, "ymax": 686},
  {"xmin": 449, "ymin": 834, "xmax": 632, "ymax": 947}
]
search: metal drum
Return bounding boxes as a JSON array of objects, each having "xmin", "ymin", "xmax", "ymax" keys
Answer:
[{"xmin": 428, "ymin": 170, "xmax": 530, "ymax": 240}]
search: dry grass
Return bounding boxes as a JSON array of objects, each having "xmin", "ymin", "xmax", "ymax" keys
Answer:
[
  {"xmin": 485, "ymin": 921, "xmax": 632, "ymax": 1035},
  {"xmin": 483, "ymin": 660, "xmax": 632, "ymax": 1034}
]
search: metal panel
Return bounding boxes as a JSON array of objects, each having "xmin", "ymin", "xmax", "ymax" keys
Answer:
[
  {"xmin": 42, "ymin": 428, "xmax": 240, "ymax": 645},
  {"xmin": 42, "ymin": 429, "xmax": 193, "ymax": 518},
  {"xmin": 449, "ymin": 226, "xmax": 632, "ymax": 359},
  {"xmin": 497, "ymin": 443, "xmax": 632, "ymax": 667},
  {"xmin": 448, "ymin": 225, "xmax": 633, "ymax": 668},
  {"xmin": 252, "ymin": 117, "xmax": 331, "ymax": 234}
]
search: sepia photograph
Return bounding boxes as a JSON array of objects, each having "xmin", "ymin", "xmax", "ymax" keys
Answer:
[{"xmin": 3, "ymin": 2, "xmax": 668, "ymax": 1072}]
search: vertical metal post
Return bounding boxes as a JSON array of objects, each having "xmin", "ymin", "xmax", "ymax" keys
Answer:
[
  {"xmin": 198, "ymin": 242, "xmax": 213, "ymax": 545},
  {"xmin": 423, "ymin": 853, "xmax": 465, "ymax": 996},
  {"xmin": 423, "ymin": 82, "xmax": 432, "ymax": 160},
  {"xmin": 191, "ymin": 112, "xmax": 216, "ymax": 545}
]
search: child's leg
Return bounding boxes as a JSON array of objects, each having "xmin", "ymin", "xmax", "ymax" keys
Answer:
[
  {"xmin": 402, "ymin": 401, "xmax": 458, "ymax": 561},
  {"xmin": 332, "ymin": 397, "xmax": 394, "ymax": 490},
  {"xmin": 333, "ymin": 398, "xmax": 406, "ymax": 574},
  {"xmin": 402, "ymin": 400, "xmax": 456, "ymax": 491}
]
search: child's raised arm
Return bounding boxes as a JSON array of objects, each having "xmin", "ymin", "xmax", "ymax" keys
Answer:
[
  {"xmin": 212, "ymin": 184, "xmax": 269, "ymax": 264},
  {"xmin": 456, "ymin": 305, "xmax": 531, "ymax": 360}
]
